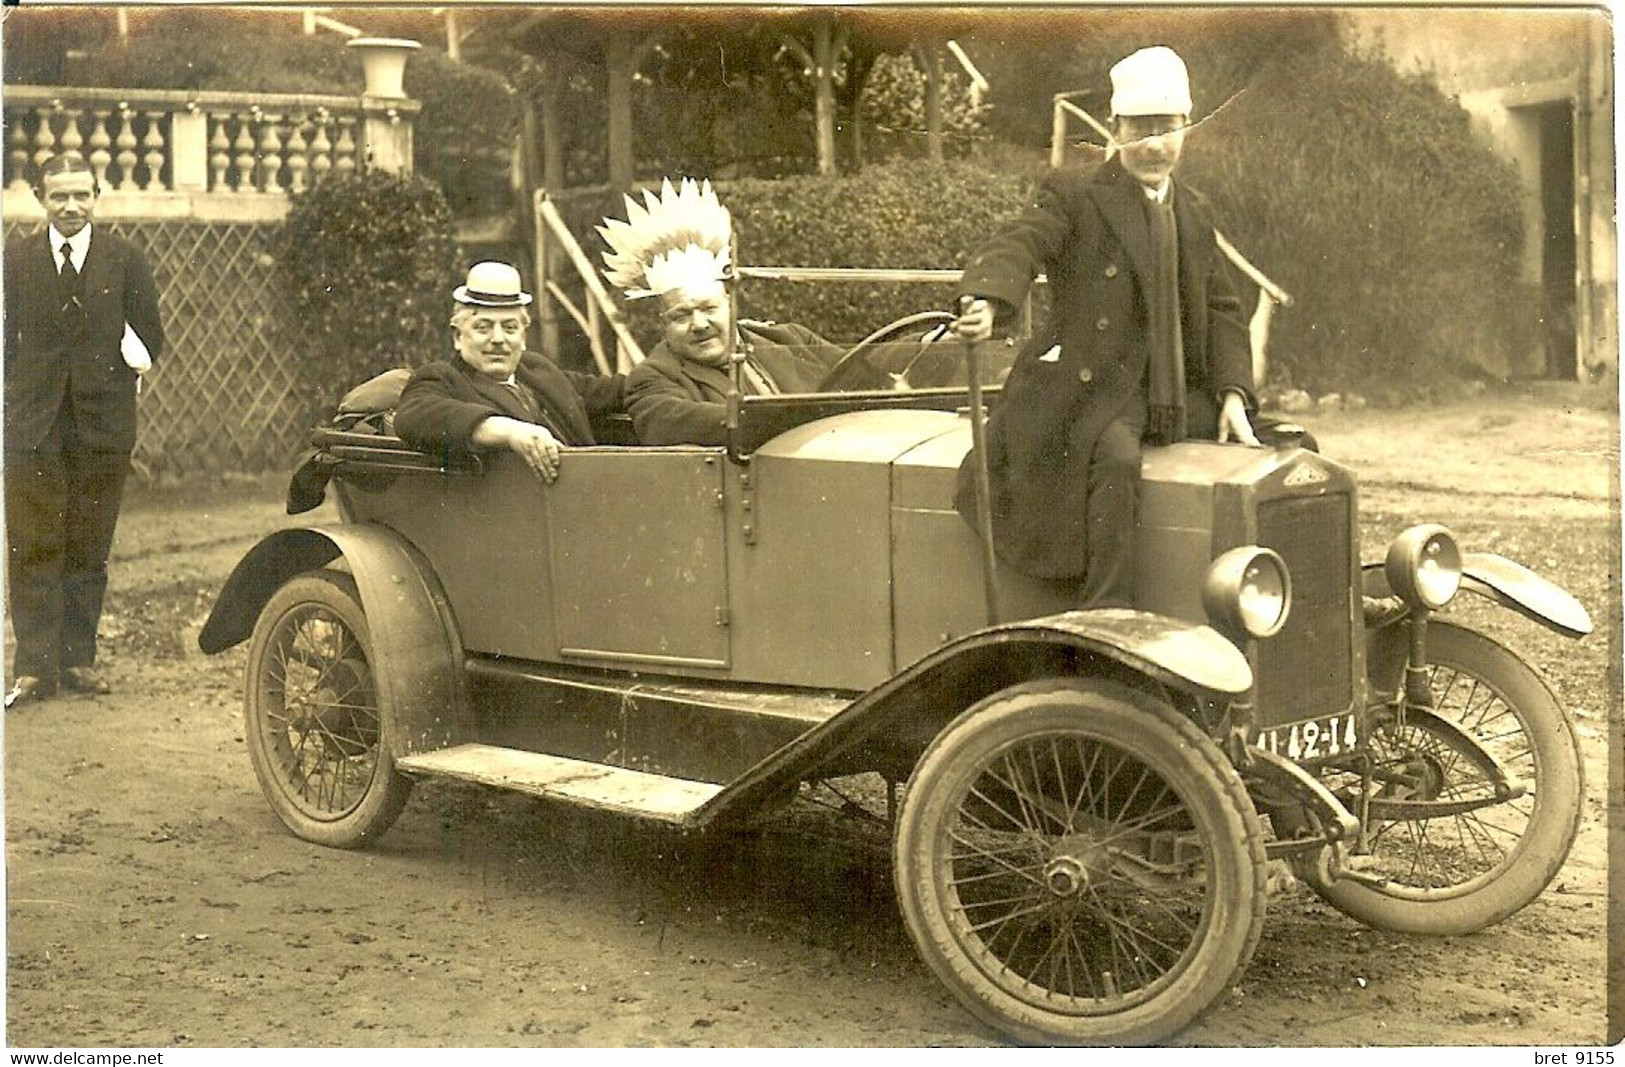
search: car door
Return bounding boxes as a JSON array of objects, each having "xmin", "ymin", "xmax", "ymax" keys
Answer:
[{"xmin": 545, "ymin": 448, "xmax": 731, "ymax": 671}]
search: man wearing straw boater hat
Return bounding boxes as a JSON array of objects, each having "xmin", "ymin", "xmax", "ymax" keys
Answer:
[
  {"xmin": 394, "ymin": 261, "xmax": 625, "ymax": 482},
  {"xmin": 602, "ymin": 178, "xmax": 836, "ymax": 446},
  {"xmin": 952, "ymin": 45, "xmax": 1258, "ymax": 607}
]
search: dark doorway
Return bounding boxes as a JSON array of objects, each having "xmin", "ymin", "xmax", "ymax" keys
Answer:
[{"xmin": 1537, "ymin": 100, "xmax": 1578, "ymax": 379}]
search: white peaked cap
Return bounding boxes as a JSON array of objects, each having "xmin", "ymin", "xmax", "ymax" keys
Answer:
[{"xmin": 1109, "ymin": 46, "xmax": 1193, "ymax": 117}]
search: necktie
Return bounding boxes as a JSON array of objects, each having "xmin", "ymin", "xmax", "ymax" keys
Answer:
[
  {"xmin": 503, "ymin": 380, "xmax": 536, "ymax": 418},
  {"xmin": 59, "ymin": 241, "xmax": 83, "ymax": 313},
  {"xmin": 1143, "ymin": 195, "xmax": 1187, "ymax": 444}
]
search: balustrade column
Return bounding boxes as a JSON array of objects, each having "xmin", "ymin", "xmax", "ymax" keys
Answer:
[
  {"xmin": 233, "ymin": 112, "xmax": 256, "ymax": 191},
  {"xmin": 285, "ymin": 115, "xmax": 310, "ymax": 194},
  {"xmin": 259, "ymin": 112, "xmax": 284, "ymax": 193},
  {"xmin": 114, "ymin": 106, "xmax": 139, "ymax": 191},
  {"xmin": 332, "ymin": 118, "xmax": 358, "ymax": 175},
  {"xmin": 31, "ymin": 106, "xmax": 57, "ymax": 169},
  {"xmin": 140, "ymin": 111, "xmax": 167, "ymax": 191},
  {"xmin": 8, "ymin": 120, "xmax": 31, "ymax": 193},
  {"xmin": 86, "ymin": 109, "xmax": 114, "ymax": 188},
  {"xmin": 59, "ymin": 109, "xmax": 84, "ymax": 154},
  {"xmin": 309, "ymin": 113, "xmax": 334, "ymax": 185},
  {"xmin": 208, "ymin": 113, "xmax": 232, "ymax": 191}
]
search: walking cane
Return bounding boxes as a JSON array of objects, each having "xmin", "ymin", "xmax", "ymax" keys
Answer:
[{"xmin": 964, "ymin": 337, "xmax": 1000, "ymax": 626}]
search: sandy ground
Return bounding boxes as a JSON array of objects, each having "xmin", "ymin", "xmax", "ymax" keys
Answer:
[{"xmin": 4, "ymin": 384, "xmax": 1619, "ymax": 1049}]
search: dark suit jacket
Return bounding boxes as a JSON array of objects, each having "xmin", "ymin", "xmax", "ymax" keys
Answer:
[
  {"xmin": 625, "ymin": 321, "xmax": 838, "ymax": 446},
  {"xmin": 393, "ymin": 352, "xmax": 625, "ymax": 460},
  {"xmin": 955, "ymin": 159, "xmax": 1253, "ymax": 579},
  {"xmin": 4, "ymin": 227, "xmax": 165, "ymax": 454}
]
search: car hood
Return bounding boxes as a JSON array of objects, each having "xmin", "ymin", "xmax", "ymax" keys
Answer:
[{"xmin": 752, "ymin": 408, "xmax": 972, "ymax": 469}]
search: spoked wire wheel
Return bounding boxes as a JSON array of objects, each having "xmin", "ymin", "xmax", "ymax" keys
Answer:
[
  {"xmin": 1296, "ymin": 621, "xmax": 1582, "ymax": 934},
  {"xmin": 244, "ymin": 571, "xmax": 412, "ymax": 847},
  {"xmin": 894, "ymin": 680, "xmax": 1266, "ymax": 1046}
]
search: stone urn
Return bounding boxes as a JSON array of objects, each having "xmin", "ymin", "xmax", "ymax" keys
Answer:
[{"xmin": 347, "ymin": 37, "xmax": 421, "ymax": 99}]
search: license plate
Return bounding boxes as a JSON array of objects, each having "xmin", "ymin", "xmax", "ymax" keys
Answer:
[{"xmin": 1254, "ymin": 712, "xmax": 1358, "ymax": 762}]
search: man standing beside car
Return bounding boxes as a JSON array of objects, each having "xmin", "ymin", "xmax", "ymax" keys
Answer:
[
  {"xmin": 394, "ymin": 261, "xmax": 626, "ymax": 481},
  {"xmin": 952, "ymin": 46, "xmax": 1258, "ymax": 608},
  {"xmin": 4, "ymin": 151, "xmax": 165, "ymax": 708}
]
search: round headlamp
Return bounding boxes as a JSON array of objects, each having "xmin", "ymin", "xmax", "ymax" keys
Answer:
[
  {"xmin": 1384, "ymin": 524, "xmax": 1462, "ymax": 611},
  {"xmin": 1203, "ymin": 546, "xmax": 1291, "ymax": 639}
]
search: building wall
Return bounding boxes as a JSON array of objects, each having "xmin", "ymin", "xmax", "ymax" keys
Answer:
[{"xmin": 1341, "ymin": 9, "xmax": 1616, "ymax": 380}]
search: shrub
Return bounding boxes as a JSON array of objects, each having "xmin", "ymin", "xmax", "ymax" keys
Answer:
[
  {"xmin": 404, "ymin": 49, "xmax": 520, "ymax": 219},
  {"xmin": 716, "ymin": 160, "xmax": 1040, "ymax": 343},
  {"xmin": 273, "ymin": 170, "xmax": 458, "ymax": 409},
  {"xmin": 1181, "ymin": 41, "xmax": 1528, "ymax": 397}
]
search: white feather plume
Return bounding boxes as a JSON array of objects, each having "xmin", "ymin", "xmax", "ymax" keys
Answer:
[{"xmin": 599, "ymin": 177, "xmax": 732, "ymax": 299}]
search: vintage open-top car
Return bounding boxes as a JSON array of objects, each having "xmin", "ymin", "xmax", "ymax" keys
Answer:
[{"xmin": 200, "ymin": 322, "xmax": 1592, "ymax": 1046}]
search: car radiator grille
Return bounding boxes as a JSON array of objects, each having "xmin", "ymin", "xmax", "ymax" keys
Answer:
[{"xmin": 1254, "ymin": 494, "xmax": 1354, "ymax": 723}]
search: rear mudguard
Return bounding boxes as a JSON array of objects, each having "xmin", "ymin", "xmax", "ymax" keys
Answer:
[
  {"xmin": 691, "ymin": 609, "xmax": 1251, "ymax": 828},
  {"xmin": 1362, "ymin": 553, "xmax": 1592, "ymax": 638},
  {"xmin": 198, "ymin": 525, "xmax": 471, "ymax": 756}
]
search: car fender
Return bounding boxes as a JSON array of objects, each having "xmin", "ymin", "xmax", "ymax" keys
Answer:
[
  {"xmin": 692, "ymin": 609, "xmax": 1251, "ymax": 828},
  {"xmin": 1362, "ymin": 554, "xmax": 1592, "ymax": 639},
  {"xmin": 198, "ymin": 524, "xmax": 471, "ymax": 756}
]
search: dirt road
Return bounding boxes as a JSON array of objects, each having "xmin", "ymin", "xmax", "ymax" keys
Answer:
[{"xmin": 6, "ymin": 387, "xmax": 1619, "ymax": 1048}]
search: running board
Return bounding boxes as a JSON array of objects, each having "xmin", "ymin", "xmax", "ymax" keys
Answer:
[{"xmin": 396, "ymin": 744, "xmax": 722, "ymax": 822}]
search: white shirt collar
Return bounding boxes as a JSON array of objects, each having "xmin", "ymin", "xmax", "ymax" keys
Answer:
[
  {"xmin": 1141, "ymin": 179, "xmax": 1172, "ymax": 204},
  {"xmin": 48, "ymin": 224, "xmax": 92, "ymax": 271}
]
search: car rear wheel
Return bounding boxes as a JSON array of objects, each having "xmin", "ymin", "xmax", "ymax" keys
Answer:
[
  {"xmin": 1296, "ymin": 621, "xmax": 1582, "ymax": 934},
  {"xmin": 893, "ymin": 679, "xmax": 1267, "ymax": 1046},
  {"xmin": 244, "ymin": 570, "xmax": 412, "ymax": 848}
]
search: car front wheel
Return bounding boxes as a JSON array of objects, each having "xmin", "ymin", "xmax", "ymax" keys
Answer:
[
  {"xmin": 1294, "ymin": 620, "xmax": 1583, "ymax": 934},
  {"xmin": 244, "ymin": 570, "xmax": 412, "ymax": 848},
  {"xmin": 893, "ymin": 679, "xmax": 1267, "ymax": 1046}
]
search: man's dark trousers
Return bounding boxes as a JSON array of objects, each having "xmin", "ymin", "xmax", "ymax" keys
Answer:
[{"xmin": 7, "ymin": 397, "xmax": 130, "ymax": 679}]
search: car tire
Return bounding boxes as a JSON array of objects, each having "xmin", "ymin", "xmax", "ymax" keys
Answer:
[
  {"xmin": 1294, "ymin": 620, "xmax": 1583, "ymax": 934},
  {"xmin": 244, "ymin": 570, "xmax": 413, "ymax": 848},
  {"xmin": 893, "ymin": 678, "xmax": 1267, "ymax": 1046}
]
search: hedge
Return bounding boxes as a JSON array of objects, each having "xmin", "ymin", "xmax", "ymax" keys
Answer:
[
  {"xmin": 722, "ymin": 161, "xmax": 1040, "ymax": 343},
  {"xmin": 273, "ymin": 170, "xmax": 458, "ymax": 411}
]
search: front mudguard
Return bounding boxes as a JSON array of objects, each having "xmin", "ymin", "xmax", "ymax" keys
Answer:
[
  {"xmin": 690, "ymin": 608, "xmax": 1252, "ymax": 828},
  {"xmin": 1362, "ymin": 552, "xmax": 1593, "ymax": 638},
  {"xmin": 199, "ymin": 524, "xmax": 471, "ymax": 757}
]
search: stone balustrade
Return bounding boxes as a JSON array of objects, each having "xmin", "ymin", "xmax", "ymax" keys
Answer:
[{"xmin": 3, "ymin": 85, "xmax": 419, "ymax": 221}]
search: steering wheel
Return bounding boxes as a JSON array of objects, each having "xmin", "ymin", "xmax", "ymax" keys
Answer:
[{"xmin": 816, "ymin": 311, "xmax": 957, "ymax": 393}]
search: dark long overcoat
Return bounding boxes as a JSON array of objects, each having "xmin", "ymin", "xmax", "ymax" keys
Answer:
[{"xmin": 954, "ymin": 158, "xmax": 1254, "ymax": 579}]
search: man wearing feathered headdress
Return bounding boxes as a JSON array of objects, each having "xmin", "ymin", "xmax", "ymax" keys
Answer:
[{"xmin": 602, "ymin": 178, "xmax": 838, "ymax": 447}]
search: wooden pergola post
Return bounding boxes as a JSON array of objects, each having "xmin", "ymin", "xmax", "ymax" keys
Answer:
[{"xmin": 605, "ymin": 33, "xmax": 635, "ymax": 189}]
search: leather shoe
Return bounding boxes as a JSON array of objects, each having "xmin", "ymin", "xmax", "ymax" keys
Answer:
[
  {"xmin": 61, "ymin": 666, "xmax": 112, "ymax": 695},
  {"xmin": 5, "ymin": 675, "xmax": 57, "ymax": 709}
]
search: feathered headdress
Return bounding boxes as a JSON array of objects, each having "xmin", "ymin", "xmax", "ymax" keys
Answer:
[{"xmin": 599, "ymin": 178, "xmax": 733, "ymax": 300}]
